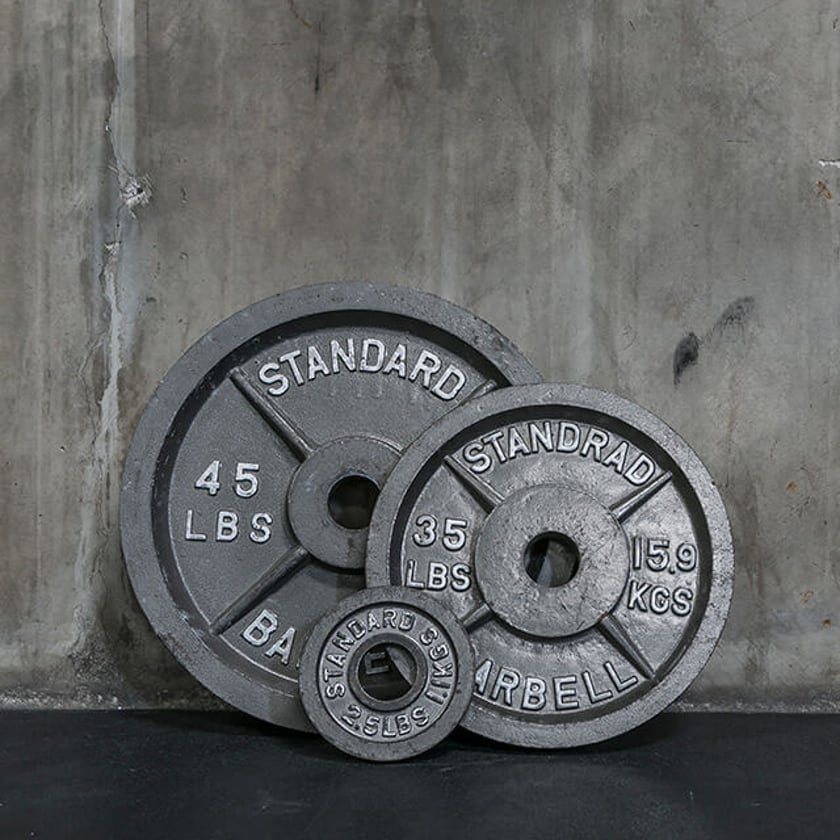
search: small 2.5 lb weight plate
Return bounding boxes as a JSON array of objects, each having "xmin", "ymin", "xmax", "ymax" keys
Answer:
[
  {"xmin": 299, "ymin": 586, "xmax": 474, "ymax": 761},
  {"xmin": 366, "ymin": 384, "xmax": 734, "ymax": 747},
  {"xmin": 120, "ymin": 283, "xmax": 538, "ymax": 731}
]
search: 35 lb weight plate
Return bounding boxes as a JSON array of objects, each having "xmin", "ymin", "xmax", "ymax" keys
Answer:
[
  {"xmin": 366, "ymin": 384, "xmax": 734, "ymax": 747},
  {"xmin": 121, "ymin": 283, "xmax": 539, "ymax": 730},
  {"xmin": 299, "ymin": 587, "xmax": 474, "ymax": 761}
]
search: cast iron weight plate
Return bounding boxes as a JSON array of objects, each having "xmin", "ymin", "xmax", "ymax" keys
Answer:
[
  {"xmin": 366, "ymin": 384, "xmax": 734, "ymax": 748},
  {"xmin": 299, "ymin": 587, "xmax": 474, "ymax": 761},
  {"xmin": 120, "ymin": 283, "xmax": 539, "ymax": 731}
]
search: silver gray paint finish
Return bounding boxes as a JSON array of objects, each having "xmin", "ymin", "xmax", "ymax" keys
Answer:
[
  {"xmin": 1, "ymin": 0, "xmax": 839, "ymax": 711},
  {"xmin": 366, "ymin": 384, "xmax": 734, "ymax": 745},
  {"xmin": 120, "ymin": 282, "xmax": 537, "ymax": 730},
  {"xmin": 299, "ymin": 586, "xmax": 474, "ymax": 761}
]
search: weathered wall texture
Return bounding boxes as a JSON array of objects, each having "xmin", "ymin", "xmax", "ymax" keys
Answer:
[{"xmin": 2, "ymin": 0, "xmax": 839, "ymax": 711}]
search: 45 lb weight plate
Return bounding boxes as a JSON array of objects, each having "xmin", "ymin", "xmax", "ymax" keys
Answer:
[
  {"xmin": 120, "ymin": 283, "xmax": 539, "ymax": 731},
  {"xmin": 366, "ymin": 384, "xmax": 734, "ymax": 747}
]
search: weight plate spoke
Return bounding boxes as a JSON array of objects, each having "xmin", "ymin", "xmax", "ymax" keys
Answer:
[
  {"xmin": 443, "ymin": 455, "xmax": 505, "ymax": 510},
  {"xmin": 230, "ymin": 368, "xmax": 318, "ymax": 460},
  {"xmin": 120, "ymin": 283, "xmax": 539, "ymax": 731},
  {"xmin": 366, "ymin": 384, "xmax": 734, "ymax": 747},
  {"xmin": 609, "ymin": 470, "xmax": 673, "ymax": 522},
  {"xmin": 208, "ymin": 543, "xmax": 311, "ymax": 636}
]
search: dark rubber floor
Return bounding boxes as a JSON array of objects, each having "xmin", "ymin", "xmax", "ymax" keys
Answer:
[{"xmin": 0, "ymin": 711, "xmax": 837, "ymax": 839}]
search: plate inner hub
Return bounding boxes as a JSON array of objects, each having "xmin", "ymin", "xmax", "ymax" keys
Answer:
[
  {"xmin": 287, "ymin": 435, "xmax": 401, "ymax": 571},
  {"xmin": 474, "ymin": 484, "xmax": 630, "ymax": 638}
]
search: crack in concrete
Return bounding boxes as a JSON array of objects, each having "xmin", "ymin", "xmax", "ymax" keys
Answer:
[{"xmin": 70, "ymin": 0, "xmax": 147, "ymax": 664}]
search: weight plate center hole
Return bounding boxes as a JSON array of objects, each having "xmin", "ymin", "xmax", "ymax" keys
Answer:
[
  {"xmin": 358, "ymin": 642, "xmax": 418, "ymax": 703},
  {"xmin": 524, "ymin": 531, "xmax": 581, "ymax": 588},
  {"xmin": 327, "ymin": 475, "xmax": 379, "ymax": 530}
]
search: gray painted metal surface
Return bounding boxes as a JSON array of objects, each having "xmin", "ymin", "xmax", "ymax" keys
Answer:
[
  {"xmin": 299, "ymin": 586, "xmax": 474, "ymax": 761},
  {"xmin": 120, "ymin": 283, "xmax": 537, "ymax": 729},
  {"xmin": 367, "ymin": 385, "xmax": 734, "ymax": 745},
  {"xmin": 2, "ymin": 0, "xmax": 839, "ymax": 712}
]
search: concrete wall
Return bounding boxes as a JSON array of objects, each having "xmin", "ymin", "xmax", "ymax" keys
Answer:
[{"xmin": 2, "ymin": 0, "xmax": 839, "ymax": 711}]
